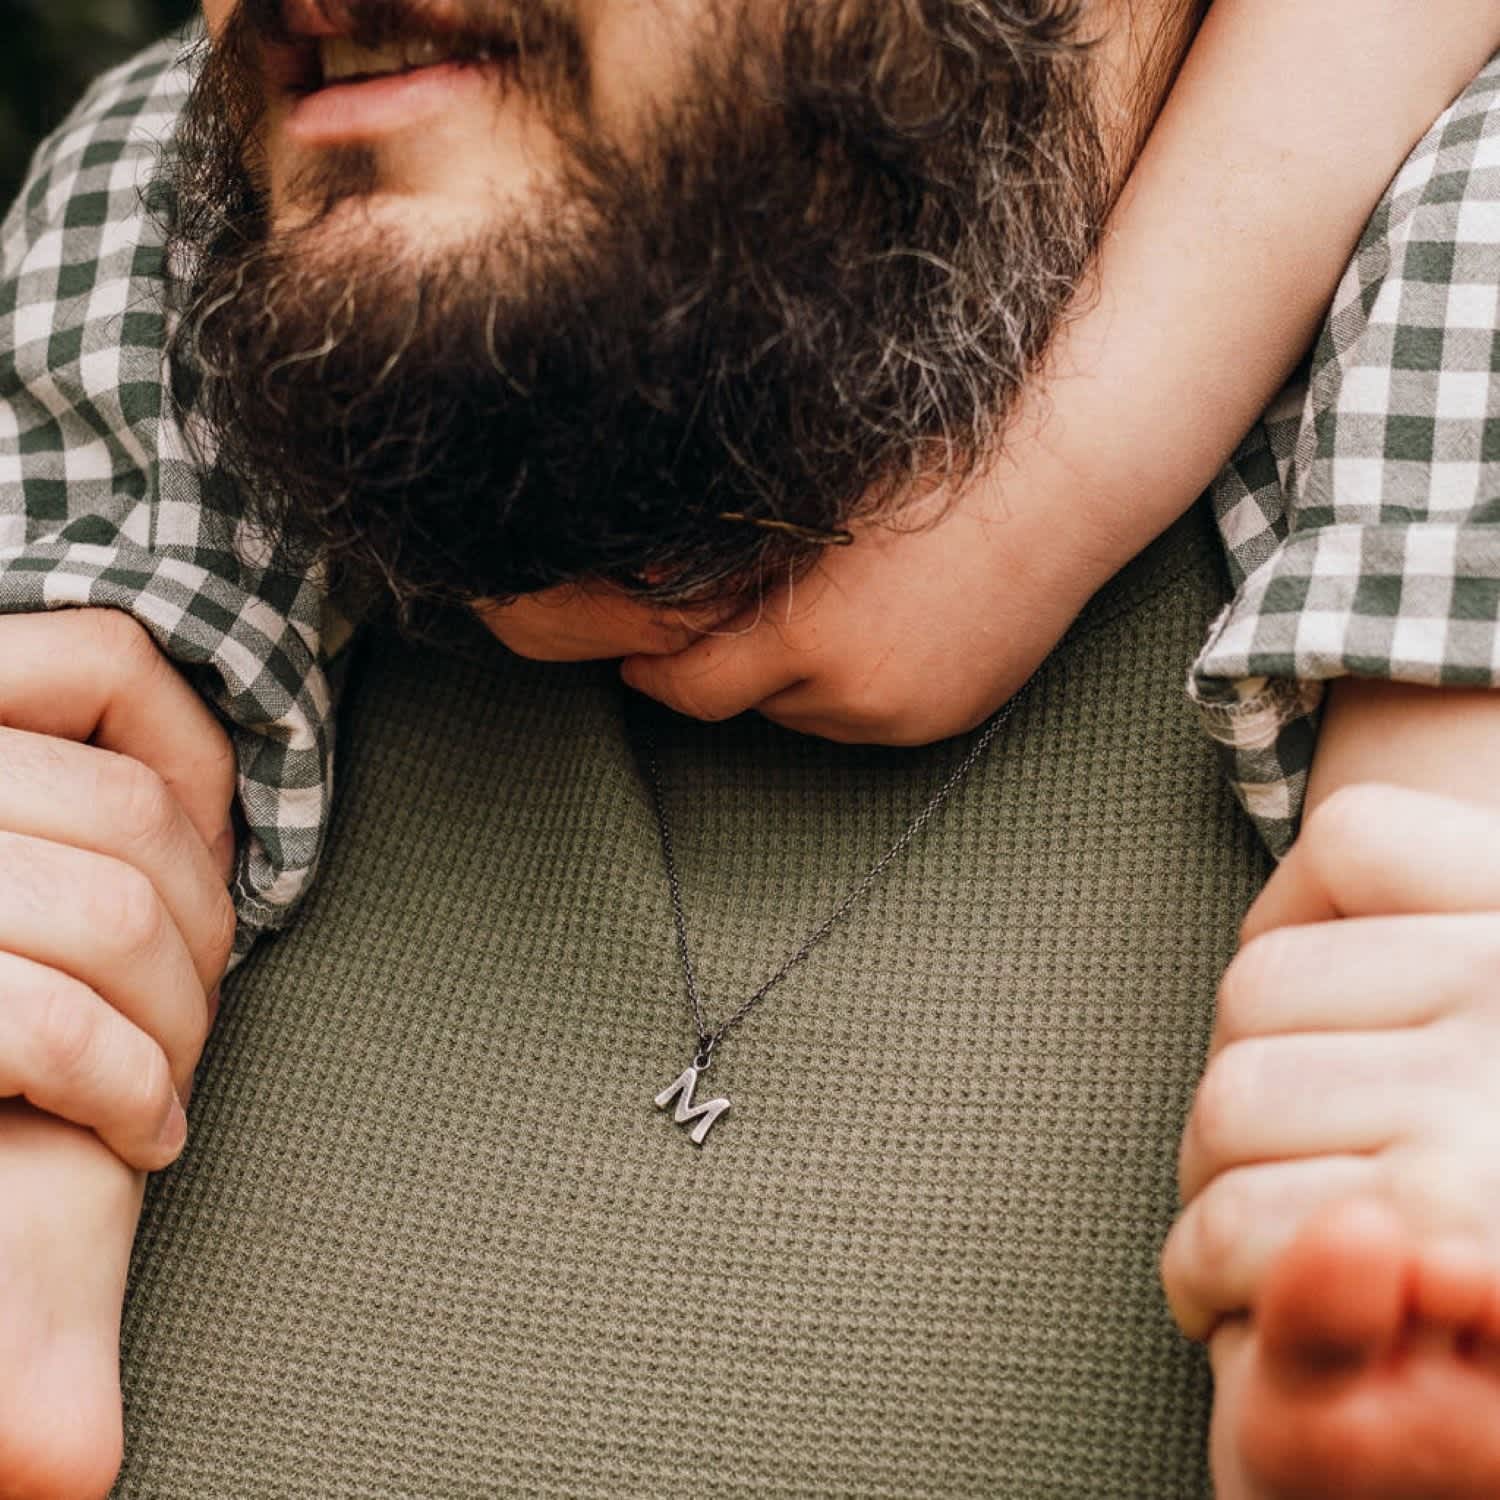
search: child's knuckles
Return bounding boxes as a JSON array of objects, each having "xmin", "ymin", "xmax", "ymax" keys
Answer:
[
  {"xmin": 1299, "ymin": 782, "xmax": 1395, "ymax": 885},
  {"xmin": 32, "ymin": 971, "xmax": 104, "ymax": 1086},
  {"xmin": 30, "ymin": 975, "xmax": 176, "ymax": 1155},
  {"xmin": 133, "ymin": 1048, "xmax": 184, "ymax": 1166},
  {"xmin": 83, "ymin": 608, "xmax": 194, "ymax": 726},
  {"xmin": 1158, "ymin": 1217, "xmax": 1216, "ymax": 1340},
  {"xmin": 99, "ymin": 1022, "xmax": 179, "ymax": 1148},
  {"xmin": 1181, "ymin": 1043, "xmax": 1266, "ymax": 1195},
  {"xmin": 83, "ymin": 858, "xmax": 168, "ymax": 970},
  {"xmin": 76, "ymin": 604, "xmax": 159, "ymax": 681},
  {"xmin": 92, "ymin": 750, "xmax": 179, "ymax": 860},
  {"xmin": 1213, "ymin": 929, "xmax": 1294, "ymax": 1047},
  {"xmin": 1186, "ymin": 1174, "xmax": 1259, "ymax": 1294},
  {"xmin": 203, "ymin": 883, "xmax": 239, "ymax": 987},
  {"xmin": 200, "ymin": 729, "xmax": 240, "ymax": 827},
  {"xmin": 1163, "ymin": 1166, "xmax": 1311, "ymax": 1338}
]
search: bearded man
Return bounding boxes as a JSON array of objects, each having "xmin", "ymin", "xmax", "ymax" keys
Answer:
[{"xmin": 3, "ymin": 0, "xmax": 1500, "ymax": 1496}]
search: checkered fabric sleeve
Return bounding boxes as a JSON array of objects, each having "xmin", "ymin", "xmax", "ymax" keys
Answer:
[
  {"xmin": 1191, "ymin": 51, "xmax": 1500, "ymax": 857},
  {"xmin": 0, "ymin": 33, "xmax": 346, "ymax": 964}
]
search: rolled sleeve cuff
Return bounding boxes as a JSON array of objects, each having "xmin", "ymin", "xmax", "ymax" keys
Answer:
[
  {"xmin": 0, "ymin": 539, "xmax": 339, "ymax": 966},
  {"xmin": 1189, "ymin": 519, "xmax": 1500, "ymax": 856}
]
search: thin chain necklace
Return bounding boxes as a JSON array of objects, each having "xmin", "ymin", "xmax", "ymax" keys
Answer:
[{"xmin": 636, "ymin": 683, "xmax": 1030, "ymax": 1145}]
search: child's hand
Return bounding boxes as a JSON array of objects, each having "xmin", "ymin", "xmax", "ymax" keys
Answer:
[
  {"xmin": 474, "ymin": 584, "xmax": 704, "ymax": 663},
  {"xmin": 0, "ymin": 608, "xmax": 238, "ymax": 1170},
  {"xmin": 1163, "ymin": 783, "xmax": 1500, "ymax": 1341},
  {"xmin": 620, "ymin": 469, "xmax": 1124, "ymax": 745}
]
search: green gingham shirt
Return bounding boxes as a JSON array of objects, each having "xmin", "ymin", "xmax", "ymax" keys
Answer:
[
  {"xmin": 2, "ymin": 38, "xmax": 1498, "ymax": 958},
  {"xmin": 0, "ymin": 35, "xmax": 347, "ymax": 962},
  {"xmin": 1190, "ymin": 50, "xmax": 1500, "ymax": 852}
]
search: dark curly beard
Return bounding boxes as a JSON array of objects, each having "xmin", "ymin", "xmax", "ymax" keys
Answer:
[{"xmin": 167, "ymin": 0, "xmax": 1109, "ymax": 616}]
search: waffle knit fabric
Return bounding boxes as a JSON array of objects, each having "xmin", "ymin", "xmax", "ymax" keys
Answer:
[{"xmin": 115, "ymin": 506, "xmax": 1266, "ymax": 1499}]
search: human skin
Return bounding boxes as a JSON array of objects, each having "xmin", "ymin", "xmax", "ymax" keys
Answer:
[
  {"xmin": 0, "ymin": 610, "xmax": 236, "ymax": 1498},
  {"xmin": 485, "ymin": 0, "xmax": 1500, "ymax": 744},
  {"xmin": 1165, "ymin": 685, "xmax": 1500, "ymax": 1497},
  {"xmin": 1173, "ymin": 779, "xmax": 1500, "ymax": 1341},
  {"xmin": 10, "ymin": 0, "xmax": 1169, "ymax": 1489},
  {"xmin": 13, "ymin": 633, "xmax": 1500, "ymax": 1500},
  {"xmin": 5, "ymin": 3, "xmax": 1500, "ymax": 1498}
]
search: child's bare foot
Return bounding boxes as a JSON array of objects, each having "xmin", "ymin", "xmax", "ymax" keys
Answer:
[
  {"xmin": 1211, "ymin": 1197, "xmax": 1500, "ymax": 1500},
  {"xmin": 0, "ymin": 1101, "xmax": 145, "ymax": 1500}
]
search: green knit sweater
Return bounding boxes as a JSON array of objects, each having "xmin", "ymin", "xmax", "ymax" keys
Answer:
[{"xmin": 117, "ymin": 504, "xmax": 1267, "ymax": 1498}]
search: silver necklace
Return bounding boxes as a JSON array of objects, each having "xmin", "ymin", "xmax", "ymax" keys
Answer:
[{"xmin": 637, "ymin": 685, "xmax": 1028, "ymax": 1145}]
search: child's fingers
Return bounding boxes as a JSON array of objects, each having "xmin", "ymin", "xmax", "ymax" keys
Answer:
[
  {"xmin": 0, "ymin": 608, "xmax": 237, "ymax": 857},
  {"xmin": 1161, "ymin": 1155, "xmax": 1377, "ymax": 1339},
  {"xmin": 621, "ymin": 628, "xmax": 806, "ymax": 724},
  {"xmin": 0, "ymin": 829, "xmax": 217, "ymax": 1095},
  {"xmin": 1241, "ymin": 785, "xmax": 1500, "ymax": 944},
  {"xmin": 0, "ymin": 951, "xmax": 187, "ymax": 1174},
  {"xmin": 0, "ymin": 727, "xmax": 237, "ymax": 993},
  {"xmin": 1177, "ymin": 1026, "xmax": 1460, "ymax": 1206},
  {"xmin": 475, "ymin": 588, "xmax": 702, "ymax": 662},
  {"xmin": 1209, "ymin": 913, "xmax": 1478, "ymax": 1060}
]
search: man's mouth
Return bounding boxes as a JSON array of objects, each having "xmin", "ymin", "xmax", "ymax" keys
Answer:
[
  {"xmin": 314, "ymin": 35, "xmax": 515, "ymax": 89},
  {"xmin": 274, "ymin": 25, "xmax": 537, "ymax": 146}
]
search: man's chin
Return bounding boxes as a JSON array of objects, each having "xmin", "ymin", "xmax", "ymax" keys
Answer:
[
  {"xmin": 269, "ymin": 185, "xmax": 479, "ymax": 239},
  {"xmin": 262, "ymin": 167, "xmax": 554, "ymax": 280},
  {"xmin": 262, "ymin": 90, "xmax": 563, "ymax": 239}
]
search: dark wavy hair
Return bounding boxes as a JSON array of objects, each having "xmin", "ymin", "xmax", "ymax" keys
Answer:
[{"xmin": 167, "ymin": 0, "xmax": 1111, "ymax": 615}]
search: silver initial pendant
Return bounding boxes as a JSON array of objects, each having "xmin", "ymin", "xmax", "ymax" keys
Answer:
[{"xmin": 654, "ymin": 1064, "xmax": 730, "ymax": 1145}]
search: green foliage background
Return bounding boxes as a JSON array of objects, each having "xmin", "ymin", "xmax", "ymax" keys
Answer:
[{"xmin": 0, "ymin": 0, "xmax": 197, "ymax": 210}]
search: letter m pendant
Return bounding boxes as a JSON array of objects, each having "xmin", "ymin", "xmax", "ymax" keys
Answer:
[{"xmin": 654, "ymin": 1066, "xmax": 730, "ymax": 1146}]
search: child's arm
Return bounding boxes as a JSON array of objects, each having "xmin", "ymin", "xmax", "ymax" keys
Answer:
[
  {"xmin": 1060, "ymin": 0, "xmax": 1500, "ymax": 543},
  {"xmin": 0, "ymin": 42, "xmax": 342, "ymax": 961},
  {"xmin": 616, "ymin": 0, "xmax": 1500, "ymax": 744},
  {"xmin": 0, "ymin": 606, "xmax": 237, "ymax": 1170},
  {"xmin": 1237, "ymin": 677, "xmax": 1500, "ymax": 935}
]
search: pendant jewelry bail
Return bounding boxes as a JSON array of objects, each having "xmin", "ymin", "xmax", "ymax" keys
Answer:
[{"xmin": 693, "ymin": 1036, "xmax": 718, "ymax": 1071}]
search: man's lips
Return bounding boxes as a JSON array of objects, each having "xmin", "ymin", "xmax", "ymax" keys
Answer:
[
  {"xmin": 265, "ymin": 0, "xmax": 551, "ymax": 144},
  {"xmin": 284, "ymin": 57, "xmax": 507, "ymax": 146}
]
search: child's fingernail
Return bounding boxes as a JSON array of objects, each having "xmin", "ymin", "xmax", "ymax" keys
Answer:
[{"xmin": 157, "ymin": 1096, "xmax": 189, "ymax": 1157}]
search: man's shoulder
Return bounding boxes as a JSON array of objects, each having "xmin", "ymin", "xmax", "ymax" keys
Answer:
[{"xmin": 2, "ymin": 31, "xmax": 197, "ymax": 271}]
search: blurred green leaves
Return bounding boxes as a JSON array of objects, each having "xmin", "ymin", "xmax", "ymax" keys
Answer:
[{"xmin": 0, "ymin": 0, "xmax": 197, "ymax": 208}]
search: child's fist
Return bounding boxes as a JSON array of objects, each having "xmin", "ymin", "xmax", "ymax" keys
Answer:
[{"xmin": 621, "ymin": 472, "xmax": 1120, "ymax": 745}]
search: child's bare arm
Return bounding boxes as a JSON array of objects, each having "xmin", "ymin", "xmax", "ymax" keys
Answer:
[
  {"xmin": 1231, "ymin": 677, "xmax": 1500, "ymax": 940},
  {"xmin": 611, "ymin": 1, "xmax": 1500, "ymax": 744},
  {"xmin": 1059, "ymin": 0, "xmax": 1500, "ymax": 548}
]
